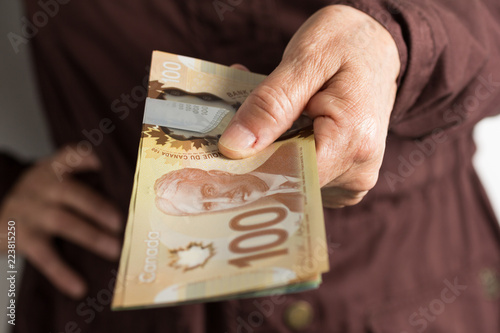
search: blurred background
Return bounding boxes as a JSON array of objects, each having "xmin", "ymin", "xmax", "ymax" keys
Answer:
[
  {"xmin": 1, "ymin": 2, "xmax": 54, "ymax": 331},
  {"xmin": 1, "ymin": 1, "xmax": 500, "ymax": 331}
]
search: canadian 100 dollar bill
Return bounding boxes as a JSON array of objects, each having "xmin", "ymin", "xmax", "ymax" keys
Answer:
[{"xmin": 112, "ymin": 51, "xmax": 329, "ymax": 310}]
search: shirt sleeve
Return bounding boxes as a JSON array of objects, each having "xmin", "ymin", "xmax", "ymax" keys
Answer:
[
  {"xmin": 336, "ymin": 0, "xmax": 500, "ymax": 139},
  {"xmin": 0, "ymin": 152, "xmax": 30, "ymax": 203}
]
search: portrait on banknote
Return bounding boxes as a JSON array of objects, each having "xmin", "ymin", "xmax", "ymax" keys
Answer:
[
  {"xmin": 154, "ymin": 142, "xmax": 303, "ymax": 215},
  {"xmin": 112, "ymin": 51, "xmax": 328, "ymax": 310}
]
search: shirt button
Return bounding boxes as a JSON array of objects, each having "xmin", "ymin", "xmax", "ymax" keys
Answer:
[
  {"xmin": 479, "ymin": 268, "xmax": 500, "ymax": 300},
  {"xmin": 283, "ymin": 300, "xmax": 314, "ymax": 331}
]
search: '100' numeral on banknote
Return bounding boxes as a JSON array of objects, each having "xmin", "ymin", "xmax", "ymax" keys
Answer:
[
  {"xmin": 112, "ymin": 51, "xmax": 329, "ymax": 310},
  {"xmin": 228, "ymin": 207, "xmax": 289, "ymax": 268}
]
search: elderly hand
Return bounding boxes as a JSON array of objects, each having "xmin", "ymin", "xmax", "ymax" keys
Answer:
[
  {"xmin": 220, "ymin": 5, "xmax": 400, "ymax": 207},
  {"xmin": 0, "ymin": 147, "xmax": 122, "ymax": 299}
]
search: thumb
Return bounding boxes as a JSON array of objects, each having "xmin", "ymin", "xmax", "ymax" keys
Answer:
[
  {"xmin": 229, "ymin": 63, "xmax": 250, "ymax": 71},
  {"xmin": 218, "ymin": 58, "xmax": 337, "ymax": 159}
]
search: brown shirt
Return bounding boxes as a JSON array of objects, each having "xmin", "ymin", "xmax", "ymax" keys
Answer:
[{"xmin": 5, "ymin": 0, "xmax": 500, "ymax": 332}]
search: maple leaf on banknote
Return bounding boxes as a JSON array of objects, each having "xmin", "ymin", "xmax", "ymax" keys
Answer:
[
  {"xmin": 144, "ymin": 125, "xmax": 171, "ymax": 146},
  {"xmin": 144, "ymin": 125, "xmax": 219, "ymax": 151},
  {"xmin": 112, "ymin": 51, "xmax": 328, "ymax": 310},
  {"xmin": 192, "ymin": 137, "xmax": 219, "ymax": 149},
  {"xmin": 143, "ymin": 125, "xmax": 160, "ymax": 138},
  {"xmin": 169, "ymin": 140, "xmax": 193, "ymax": 150},
  {"xmin": 192, "ymin": 140, "xmax": 206, "ymax": 150},
  {"xmin": 148, "ymin": 80, "xmax": 165, "ymax": 99},
  {"xmin": 168, "ymin": 242, "xmax": 216, "ymax": 272},
  {"xmin": 144, "ymin": 148, "xmax": 163, "ymax": 159}
]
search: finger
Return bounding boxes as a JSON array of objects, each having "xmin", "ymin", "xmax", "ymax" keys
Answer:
[
  {"xmin": 22, "ymin": 232, "xmax": 87, "ymax": 299},
  {"xmin": 320, "ymin": 187, "xmax": 368, "ymax": 208},
  {"xmin": 306, "ymin": 78, "xmax": 363, "ymax": 186},
  {"xmin": 51, "ymin": 145, "xmax": 101, "ymax": 177},
  {"xmin": 229, "ymin": 64, "xmax": 250, "ymax": 71},
  {"xmin": 219, "ymin": 51, "xmax": 342, "ymax": 159},
  {"xmin": 306, "ymin": 69, "xmax": 382, "ymax": 189},
  {"xmin": 48, "ymin": 178, "xmax": 122, "ymax": 233},
  {"xmin": 40, "ymin": 207, "xmax": 121, "ymax": 261}
]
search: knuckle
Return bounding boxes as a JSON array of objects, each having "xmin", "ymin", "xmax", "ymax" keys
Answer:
[
  {"xmin": 251, "ymin": 84, "xmax": 294, "ymax": 126},
  {"xmin": 342, "ymin": 190, "xmax": 368, "ymax": 207},
  {"xmin": 354, "ymin": 173, "xmax": 379, "ymax": 192},
  {"xmin": 352, "ymin": 115, "xmax": 383, "ymax": 163},
  {"xmin": 325, "ymin": 190, "xmax": 367, "ymax": 208},
  {"xmin": 285, "ymin": 44, "xmax": 329, "ymax": 85},
  {"xmin": 45, "ymin": 179, "xmax": 68, "ymax": 202},
  {"xmin": 45, "ymin": 184, "xmax": 61, "ymax": 202},
  {"xmin": 317, "ymin": 4, "xmax": 342, "ymax": 18},
  {"xmin": 344, "ymin": 196, "xmax": 365, "ymax": 207},
  {"xmin": 43, "ymin": 209, "xmax": 66, "ymax": 232},
  {"xmin": 48, "ymin": 179, "xmax": 76, "ymax": 202},
  {"xmin": 343, "ymin": 169, "xmax": 379, "ymax": 193},
  {"xmin": 289, "ymin": 37, "xmax": 322, "ymax": 63}
]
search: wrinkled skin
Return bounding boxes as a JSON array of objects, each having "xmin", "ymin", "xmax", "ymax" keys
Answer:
[
  {"xmin": 0, "ymin": 148, "xmax": 122, "ymax": 298},
  {"xmin": 0, "ymin": 4, "xmax": 399, "ymax": 299},
  {"xmin": 220, "ymin": 5, "xmax": 400, "ymax": 208}
]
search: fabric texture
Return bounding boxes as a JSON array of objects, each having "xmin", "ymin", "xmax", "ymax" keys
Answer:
[
  {"xmin": 6, "ymin": 0, "xmax": 500, "ymax": 332},
  {"xmin": 0, "ymin": 153, "xmax": 30, "ymax": 203}
]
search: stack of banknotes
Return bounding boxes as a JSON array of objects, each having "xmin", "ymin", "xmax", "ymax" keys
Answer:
[{"xmin": 112, "ymin": 51, "xmax": 330, "ymax": 310}]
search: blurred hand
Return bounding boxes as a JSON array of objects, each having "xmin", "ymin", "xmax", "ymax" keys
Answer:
[
  {"xmin": 221, "ymin": 5, "xmax": 400, "ymax": 207},
  {"xmin": 0, "ymin": 147, "xmax": 122, "ymax": 299}
]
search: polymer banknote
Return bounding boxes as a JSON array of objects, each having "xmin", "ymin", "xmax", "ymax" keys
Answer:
[{"xmin": 112, "ymin": 51, "xmax": 329, "ymax": 310}]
